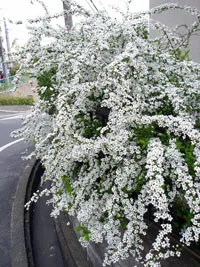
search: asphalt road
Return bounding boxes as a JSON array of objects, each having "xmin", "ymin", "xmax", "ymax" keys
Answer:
[
  {"xmin": 0, "ymin": 106, "xmax": 32, "ymax": 267},
  {"xmin": 0, "ymin": 106, "xmax": 65, "ymax": 267},
  {"xmin": 0, "ymin": 106, "xmax": 30, "ymax": 147}
]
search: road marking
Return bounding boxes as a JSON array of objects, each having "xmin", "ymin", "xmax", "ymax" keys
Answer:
[
  {"xmin": 0, "ymin": 113, "xmax": 26, "ymax": 118},
  {"xmin": 0, "ymin": 115, "xmax": 25, "ymax": 121},
  {"xmin": 0, "ymin": 109, "xmax": 29, "ymax": 113},
  {"xmin": 0, "ymin": 138, "xmax": 24, "ymax": 153}
]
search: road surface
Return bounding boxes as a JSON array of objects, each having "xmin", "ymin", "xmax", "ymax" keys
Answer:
[
  {"xmin": 0, "ymin": 106, "xmax": 32, "ymax": 267},
  {"xmin": 0, "ymin": 105, "xmax": 65, "ymax": 267}
]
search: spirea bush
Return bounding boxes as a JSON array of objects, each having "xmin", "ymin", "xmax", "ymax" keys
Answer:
[{"xmin": 14, "ymin": 1, "xmax": 200, "ymax": 266}]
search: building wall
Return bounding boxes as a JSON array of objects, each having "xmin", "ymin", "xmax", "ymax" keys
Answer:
[{"xmin": 150, "ymin": 0, "xmax": 200, "ymax": 62}]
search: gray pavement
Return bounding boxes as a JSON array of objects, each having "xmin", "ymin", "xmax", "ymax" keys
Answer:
[
  {"xmin": 0, "ymin": 105, "xmax": 32, "ymax": 267},
  {"xmin": 0, "ymin": 106, "xmax": 30, "ymax": 147},
  {"xmin": 0, "ymin": 139, "xmax": 33, "ymax": 267},
  {"xmin": 32, "ymin": 183, "xmax": 66, "ymax": 267},
  {"xmin": 0, "ymin": 106, "xmax": 68, "ymax": 267}
]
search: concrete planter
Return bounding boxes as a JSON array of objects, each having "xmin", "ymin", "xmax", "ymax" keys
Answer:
[{"xmin": 64, "ymin": 214, "xmax": 200, "ymax": 267}]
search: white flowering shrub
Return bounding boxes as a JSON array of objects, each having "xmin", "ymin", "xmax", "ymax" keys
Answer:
[{"xmin": 15, "ymin": 1, "xmax": 200, "ymax": 266}]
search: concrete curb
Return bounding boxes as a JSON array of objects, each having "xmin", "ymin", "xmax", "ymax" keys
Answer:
[
  {"xmin": 10, "ymin": 158, "xmax": 92, "ymax": 267},
  {"xmin": 10, "ymin": 158, "xmax": 36, "ymax": 267},
  {"xmin": 55, "ymin": 213, "xmax": 93, "ymax": 267}
]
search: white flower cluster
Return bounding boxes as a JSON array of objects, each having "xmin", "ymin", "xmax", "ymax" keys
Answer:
[{"xmin": 16, "ymin": 0, "xmax": 200, "ymax": 266}]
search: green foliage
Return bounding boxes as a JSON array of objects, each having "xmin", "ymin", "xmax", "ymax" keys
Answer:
[
  {"xmin": 155, "ymin": 96, "xmax": 175, "ymax": 116},
  {"xmin": 37, "ymin": 68, "xmax": 57, "ymax": 89},
  {"xmin": 132, "ymin": 123, "xmax": 196, "ymax": 238},
  {"xmin": 176, "ymin": 137, "xmax": 195, "ymax": 177},
  {"xmin": 10, "ymin": 63, "xmax": 20, "ymax": 76},
  {"xmin": 36, "ymin": 68, "xmax": 58, "ymax": 115},
  {"xmin": 0, "ymin": 80, "xmax": 14, "ymax": 92},
  {"xmin": 132, "ymin": 125, "xmax": 155, "ymax": 149},
  {"xmin": 0, "ymin": 95, "xmax": 34, "ymax": 105},
  {"xmin": 72, "ymin": 166, "xmax": 79, "ymax": 176},
  {"xmin": 76, "ymin": 112, "xmax": 103, "ymax": 138},
  {"xmin": 171, "ymin": 197, "xmax": 194, "ymax": 234},
  {"xmin": 122, "ymin": 174, "xmax": 146, "ymax": 201},
  {"xmin": 132, "ymin": 124, "xmax": 172, "ymax": 149},
  {"xmin": 37, "ymin": 68, "xmax": 58, "ymax": 101},
  {"xmin": 75, "ymin": 225, "xmax": 91, "ymax": 241},
  {"xmin": 56, "ymin": 189, "xmax": 63, "ymax": 196},
  {"xmin": 174, "ymin": 48, "xmax": 190, "ymax": 61},
  {"xmin": 61, "ymin": 175, "xmax": 74, "ymax": 196},
  {"xmin": 135, "ymin": 24, "xmax": 149, "ymax": 40},
  {"xmin": 195, "ymin": 118, "xmax": 200, "ymax": 129}
]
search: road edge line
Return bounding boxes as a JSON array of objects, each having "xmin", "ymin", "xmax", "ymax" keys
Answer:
[{"xmin": 0, "ymin": 138, "xmax": 24, "ymax": 153}]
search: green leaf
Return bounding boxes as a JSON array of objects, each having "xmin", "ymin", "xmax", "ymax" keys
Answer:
[
  {"xmin": 56, "ymin": 189, "xmax": 63, "ymax": 196},
  {"xmin": 75, "ymin": 225, "xmax": 91, "ymax": 241},
  {"xmin": 61, "ymin": 175, "xmax": 73, "ymax": 196}
]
